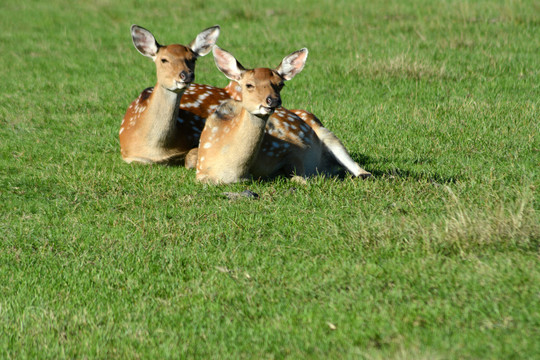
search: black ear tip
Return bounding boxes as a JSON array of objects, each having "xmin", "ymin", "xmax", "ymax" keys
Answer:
[
  {"xmin": 202, "ymin": 25, "xmax": 220, "ymax": 36},
  {"xmin": 296, "ymin": 48, "xmax": 308, "ymax": 58}
]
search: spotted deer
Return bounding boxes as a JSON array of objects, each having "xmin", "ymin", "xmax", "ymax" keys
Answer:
[
  {"xmin": 195, "ymin": 46, "xmax": 371, "ymax": 184},
  {"xmin": 119, "ymin": 25, "xmax": 220, "ymax": 164}
]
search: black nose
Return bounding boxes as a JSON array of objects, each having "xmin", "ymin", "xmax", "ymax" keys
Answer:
[
  {"xmin": 266, "ymin": 96, "xmax": 281, "ymax": 108},
  {"xmin": 180, "ymin": 71, "xmax": 194, "ymax": 83}
]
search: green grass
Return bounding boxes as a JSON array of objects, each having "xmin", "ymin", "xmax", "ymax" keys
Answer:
[{"xmin": 1, "ymin": 0, "xmax": 539, "ymax": 358}]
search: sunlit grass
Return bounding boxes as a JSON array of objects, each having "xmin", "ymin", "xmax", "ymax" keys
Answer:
[{"xmin": 0, "ymin": 0, "xmax": 538, "ymax": 358}]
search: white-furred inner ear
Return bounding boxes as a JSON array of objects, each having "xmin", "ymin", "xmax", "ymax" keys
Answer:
[
  {"xmin": 212, "ymin": 46, "xmax": 245, "ymax": 81},
  {"xmin": 276, "ymin": 48, "xmax": 309, "ymax": 81},
  {"xmin": 131, "ymin": 25, "xmax": 159, "ymax": 60},
  {"xmin": 189, "ymin": 25, "xmax": 220, "ymax": 57}
]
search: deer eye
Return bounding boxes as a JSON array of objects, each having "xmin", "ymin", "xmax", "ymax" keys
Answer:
[
  {"xmin": 245, "ymin": 83, "xmax": 254, "ymax": 90},
  {"xmin": 161, "ymin": 58, "xmax": 169, "ymax": 63}
]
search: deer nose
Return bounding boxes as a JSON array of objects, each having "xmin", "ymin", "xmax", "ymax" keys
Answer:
[
  {"xmin": 180, "ymin": 71, "xmax": 194, "ymax": 83},
  {"xmin": 266, "ymin": 96, "xmax": 281, "ymax": 108}
]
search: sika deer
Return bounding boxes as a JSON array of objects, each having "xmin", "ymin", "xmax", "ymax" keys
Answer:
[
  {"xmin": 195, "ymin": 46, "xmax": 371, "ymax": 184},
  {"xmin": 119, "ymin": 25, "xmax": 220, "ymax": 164}
]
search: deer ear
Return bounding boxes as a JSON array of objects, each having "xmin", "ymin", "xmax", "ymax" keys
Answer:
[
  {"xmin": 276, "ymin": 48, "xmax": 308, "ymax": 81},
  {"xmin": 131, "ymin": 25, "xmax": 160, "ymax": 60},
  {"xmin": 212, "ymin": 46, "xmax": 246, "ymax": 81},
  {"xmin": 189, "ymin": 25, "xmax": 220, "ymax": 57}
]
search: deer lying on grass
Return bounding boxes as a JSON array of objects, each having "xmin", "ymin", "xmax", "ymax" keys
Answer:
[
  {"xmin": 195, "ymin": 46, "xmax": 371, "ymax": 184},
  {"xmin": 119, "ymin": 25, "xmax": 220, "ymax": 164},
  {"xmin": 119, "ymin": 26, "xmax": 370, "ymax": 179}
]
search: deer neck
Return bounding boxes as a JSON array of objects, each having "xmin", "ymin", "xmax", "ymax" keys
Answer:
[
  {"xmin": 230, "ymin": 106, "xmax": 268, "ymax": 165},
  {"xmin": 144, "ymin": 84, "xmax": 183, "ymax": 147}
]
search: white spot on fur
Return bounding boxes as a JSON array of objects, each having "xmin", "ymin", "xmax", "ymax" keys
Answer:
[
  {"xmin": 182, "ymin": 102, "xmax": 198, "ymax": 108},
  {"xmin": 203, "ymin": 142, "xmax": 212, "ymax": 149},
  {"xmin": 119, "ymin": 127, "xmax": 124, "ymax": 135},
  {"xmin": 199, "ymin": 92, "xmax": 211, "ymax": 100}
]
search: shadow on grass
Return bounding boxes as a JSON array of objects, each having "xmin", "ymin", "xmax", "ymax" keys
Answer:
[
  {"xmin": 351, "ymin": 152, "xmax": 459, "ymax": 184},
  {"xmin": 153, "ymin": 151, "xmax": 458, "ymax": 185}
]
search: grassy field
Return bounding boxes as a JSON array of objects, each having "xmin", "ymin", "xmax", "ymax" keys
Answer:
[{"xmin": 1, "ymin": 0, "xmax": 538, "ymax": 358}]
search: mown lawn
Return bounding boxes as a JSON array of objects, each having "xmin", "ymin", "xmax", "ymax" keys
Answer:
[{"xmin": 0, "ymin": 0, "xmax": 538, "ymax": 358}]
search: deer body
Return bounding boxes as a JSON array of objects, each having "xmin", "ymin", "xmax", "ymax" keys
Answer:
[
  {"xmin": 119, "ymin": 25, "xmax": 220, "ymax": 164},
  {"xmin": 195, "ymin": 47, "xmax": 370, "ymax": 183}
]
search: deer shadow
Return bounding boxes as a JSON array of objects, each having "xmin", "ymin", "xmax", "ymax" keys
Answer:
[
  {"xmin": 158, "ymin": 150, "xmax": 458, "ymax": 186},
  {"xmin": 349, "ymin": 152, "xmax": 458, "ymax": 184}
]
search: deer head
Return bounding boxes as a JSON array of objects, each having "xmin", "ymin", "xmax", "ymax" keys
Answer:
[
  {"xmin": 212, "ymin": 46, "xmax": 308, "ymax": 117},
  {"xmin": 130, "ymin": 25, "xmax": 220, "ymax": 93}
]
